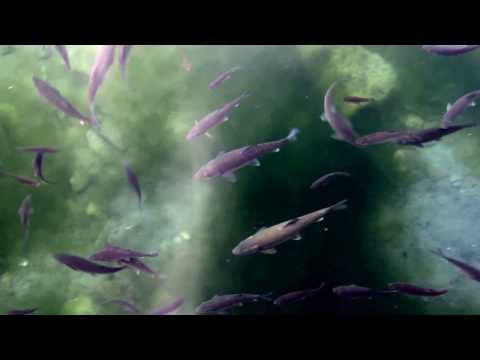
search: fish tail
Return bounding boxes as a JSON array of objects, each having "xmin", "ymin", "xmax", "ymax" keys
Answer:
[
  {"xmin": 329, "ymin": 199, "xmax": 349, "ymax": 212},
  {"xmin": 286, "ymin": 128, "xmax": 300, "ymax": 142},
  {"xmin": 430, "ymin": 248, "xmax": 445, "ymax": 258},
  {"xmin": 260, "ymin": 292, "xmax": 274, "ymax": 302}
]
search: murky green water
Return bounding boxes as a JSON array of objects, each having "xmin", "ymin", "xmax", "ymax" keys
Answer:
[{"xmin": 1, "ymin": 45, "xmax": 480, "ymax": 315}]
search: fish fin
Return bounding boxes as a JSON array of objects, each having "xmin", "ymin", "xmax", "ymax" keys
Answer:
[
  {"xmin": 315, "ymin": 216, "xmax": 325, "ymax": 223},
  {"xmin": 331, "ymin": 134, "xmax": 342, "ymax": 141},
  {"xmin": 329, "ymin": 199, "xmax": 349, "ymax": 212},
  {"xmin": 283, "ymin": 218, "xmax": 300, "ymax": 228},
  {"xmin": 320, "ymin": 113, "xmax": 328, "ymax": 122},
  {"xmin": 205, "ymin": 132, "xmax": 214, "ymax": 139},
  {"xmin": 415, "ymin": 143, "xmax": 425, "ymax": 148},
  {"xmin": 223, "ymin": 172, "xmax": 237, "ymax": 183},
  {"xmin": 255, "ymin": 226, "xmax": 267, "ymax": 234},
  {"xmin": 261, "ymin": 292, "xmax": 274, "ymax": 302},
  {"xmin": 241, "ymin": 146, "xmax": 255, "ymax": 154},
  {"xmin": 260, "ymin": 249, "xmax": 277, "ymax": 255},
  {"xmin": 273, "ymin": 148, "xmax": 280, "ymax": 153},
  {"xmin": 292, "ymin": 233, "xmax": 302, "ymax": 241},
  {"xmin": 223, "ymin": 117, "xmax": 230, "ymax": 122},
  {"xmin": 248, "ymin": 159, "xmax": 261, "ymax": 167},
  {"xmin": 471, "ymin": 101, "xmax": 477, "ymax": 107},
  {"xmin": 446, "ymin": 103, "xmax": 452, "ymax": 111},
  {"xmin": 287, "ymin": 128, "xmax": 300, "ymax": 142}
]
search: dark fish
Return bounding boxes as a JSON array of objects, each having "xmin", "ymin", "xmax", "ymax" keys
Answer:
[
  {"xmin": 90, "ymin": 243, "xmax": 158, "ymax": 262},
  {"xmin": 124, "ymin": 164, "xmax": 142, "ymax": 208},
  {"xmin": 88, "ymin": 45, "xmax": 116, "ymax": 105},
  {"xmin": 194, "ymin": 128, "xmax": 300, "ymax": 183},
  {"xmin": 18, "ymin": 194, "xmax": 32, "ymax": 232},
  {"xmin": 388, "ymin": 282, "xmax": 448, "ymax": 297},
  {"xmin": 310, "ymin": 172, "xmax": 351, "ymax": 190},
  {"xmin": 54, "ymin": 45, "xmax": 70, "ymax": 71},
  {"xmin": 17, "ymin": 146, "xmax": 59, "ymax": 154},
  {"xmin": 442, "ymin": 90, "xmax": 480, "ymax": 128},
  {"xmin": 355, "ymin": 131, "xmax": 410, "ymax": 146},
  {"xmin": 396, "ymin": 124, "xmax": 476, "ymax": 147},
  {"xmin": 54, "ymin": 253, "xmax": 126, "ymax": 275},
  {"xmin": 32, "ymin": 76, "xmax": 91, "ymax": 126},
  {"xmin": 195, "ymin": 292, "xmax": 272, "ymax": 314},
  {"xmin": 422, "ymin": 45, "xmax": 480, "ymax": 56},
  {"xmin": 7, "ymin": 308, "xmax": 37, "ymax": 315},
  {"xmin": 332, "ymin": 285, "xmax": 397, "ymax": 298},
  {"xmin": 273, "ymin": 283, "xmax": 325, "ymax": 306},
  {"xmin": 117, "ymin": 257, "xmax": 159, "ymax": 277},
  {"xmin": 33, "ymin": 153, "xmax": 49, "ymax": 183},
  {"xmin": 119, "ymin": 45, "xmax": 133, "ymax": 80},
  {"xmin": 104, "ymin": 299, "xmax": 140, "ymax": 314},
  {"xmin": 150, "ymin": 297, "xmax": 185, "ymax": 315},
  {"xmin": 344, "ymin": 96, "xmax": 372, "ymax": 104},
  {"xmin": 431, "ymin": 249, "xmax": 480, "ymax": 282},
  {"xmin": 208, "ymin": 66, "xmax": 241, "ymax": 90}
]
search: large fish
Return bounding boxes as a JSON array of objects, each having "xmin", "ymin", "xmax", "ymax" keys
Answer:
[
  {"xmin": 232, "ymin": 200, "xmax": 348, "ymax": 256},
  {"xmin": 195, "ymin": 293, "xmax": 272, "ymax": 314},
  {"xmin": 54, "ymin": 45, "xmax": 70, "ymax": 71},
  {"xmin": 323, "ymin": 82, "xmax": 359, "ymax": 144},
  {"xmin": 208, "ymin": 66, "xmax": 241, "ymax": 90},
  {"xmin": 32, "ymin": 76, "xmax": 91, "ymax": 126},
  {"xmin": 194, "ymin": 128, "xmax": 300, "ymax": 183},
  {"xmin": 431, "ymin": 249, "xmax": 480, "ymax": 282},
  {"xmin": 90, "ymin": 244, "xmax": 158, "ymax": 262},
  {"xmin": 422, "ymin": 45, "xmax": 480, "ymax": 56},
  {"xmin": 150, "ymin": 297, "xmax": 185, "ymax": 315},
  {"xmin": 442, "ymin": 90, "xmax": 480, "ymax": 128},
  {"xmin": 273, "ymin": 283, "xmax": 325, "ymax": 306},
  {"xmin": 88, "ymin": 45, "xmax": 116, "ymax": 106},
  {"xmin": 54, "ymin": 253, "xmax": 126, "ymax": 275},
  {"xmin": 395, "ymin": 124, "xmax": 476, "ymax": 147},
  {"xmin": 119, "ymin": 45, "xmax": 133, "ymax": 80},
  {"xmin": 332, "ymin": 285, "xmax": 397, "ymax": 298},
  {"xmin": 186, "ymin": 93, "xmax": 249, "ymax": 140},
  {"xmin": 310, "ymin": 172, "xmax": 351, "ymax": 190},
  {"xmin": 18, "ymin": 194, "xmax": 32, "ymax": 232},
  {"xmin": 388, "ymin": 282, "xmax": 448, "ymax": 297}
]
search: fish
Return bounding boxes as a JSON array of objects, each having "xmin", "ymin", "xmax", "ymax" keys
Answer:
[
  {"xmin": 195, "ymin": 292, "xmax": 272, "ymax": 314},
  {"xmin": 310, "ymin": 172, "xmax": 351, "ymax": 190},
  {"xmin": 117, "ymin": 257, "xmax": 159, "ymax": 277},
  {"xmin": 396, "ymin": 124, "xmax": 476, "ymax": 147},
  {"xmin": 323, "ymin": 82, "xmax": 359, "ymax": 144},
  {"xmin": 208, "ymin": 66, "xmax": 242, "ymax": 90},
  {"xmin": 332, "ymin": 285, "xmax": 397, "ymax": 298},
  {"xmin": 431, "ymin": 249, "xmax": 480, "ymax": 282},
  {"xmin": 1, "ymin": 171, "xmax": 43, "ymax": 188},
  {"xmin": 54, "ymin": 253, "xmax": 126, "ymax": 275},
  {"xmin": 104, "ymin": 299, "xmax": 140, "ymax": 314},
  {"xmin": 17, "ymin": 146, "xmax": 59, "ymax": 154},
  {"xmin": 124, "ymin": 164, "xmax": 142, "ymax": 208},
  {"xmin": 32, "ymin": 76, "xmax": 91, "ymax": 126},
  {"xmin": 194, "ymin": 128, "xmax": 300, "ymax": 183},
  {"xmin": 186, "ymin": 93, "xmax": 249, "ymax": 140},
  {"xmin": 442, "ymin": 90, "xmax": 480, "ymax": 128},
  {"xmin": 90, "ymin": 243, "xmax": 158, "ymax": 262},
  {"xmin": 88, "ymin": 45, "xmax": 116, "ymax": 106},
  {"xmin": 119, "ymin": 45, "xmax": 133, "ymax": 80},
  {"xmin": 422, "ymin": 45, "xmax": 480, "ymax": 56},
  {"xmin": 355, "ymin": 131, "xmax": 409, "ymax": 146},
  {"xmin": 18, "ymin": 194, "xmax": 33, "ymax": 232},
  {"xmin": 232, "ymin": 200, "xmax": 348, "ymax": 256},
  {"xmin": 150, "ymin": 297, "xmax": 185, "ymax": 315},
  {"xmin": 388, "ymin": 282, "xmax": 448, "ymax": 297},
  {"xmin": 344, "ymin": 96, "xmax": 372, "ymax": 104},
  {"xmin": 33, "ymin": 153, "xmax": 49, "ymax": 183},
  {"xmin": 54, "ymin": 45, "xmax": 70, "ymax": 71},
  {"xmin": 273, "ymin": 283, "xmax": 325, "ymax": 306},
  {"xmin": 7, "ymin": 308, "xmax": 37, "ymax": 315}
]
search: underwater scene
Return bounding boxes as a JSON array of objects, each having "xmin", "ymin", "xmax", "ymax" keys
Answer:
[{"xmin": 2, "ymin": 45, "xmax": 480, "ymax": 315}]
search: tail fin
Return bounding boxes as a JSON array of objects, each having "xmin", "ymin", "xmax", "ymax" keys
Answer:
[
  {"xmin": 287, "ymin": 128, "xmax": 300, "ymax": 142},
  {"xmin": 329, "ymin": 199, "xmax": 349, "ymax": 212},
  {"xmin": 430, "ymin": 248, "xmax": 445, "ymax": 258},
  {"xmin": 260, "ymin": 292, "xmax": 274, "ymax": 302}
]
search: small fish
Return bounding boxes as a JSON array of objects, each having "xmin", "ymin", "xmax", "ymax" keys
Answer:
[
  {"xmin": 17, "ymin": 146, "xmax": 59, "ymax": 154},
  {"xmin": 33, "ymin": 153, "xmax": 49, "ymax": 183},
  {"xmin": 344, "ymin": 96, "xmax": 372, "ymax": 104},
  {"xmin": 186, "ymin": 93, "xmax": 249, "ymax": 140},
  {"xmin": 7, "ymin": 308, "xmax": 37, "ymax": 315},
  {"xmin": 355, "ymin": 131, "xmax": 408, "ymax": 146},
  {"xmin": 422, "ymin": 45, "xmax": 480, "ymax": 56},
  {"xmin": 150, "ymin": 297, "xmax": 185, "ymax": 315},
  {"xmin": 32, "ymin": 76, "xmax": 91, "ymax": 125},
  {"xmin": 388, "ymin": 282, "xmax": 448, "ymax": 297},
  {"xmin": 119, "ymin": 45, "xmax": 133, "ymax": 80},
  {"xmin": 195, "ymin": 292, "xmax": 272, "ymax": 314},
  {"xmin": 442, "ymin": 90, "xmax": 480, "ymax": 128},
  {"xmin": 90, "ymin": 244, "xmax": 158, "ymax": 262},
  {"xmin": 431, "ymin": 249, "xmax": 480, "ymax": 282},
  {"xmin": 124, "ymin": 163, "xmax": 142, "ymax": 208},
  {"xmin": 232, "ymin": 200, "xmax": 348, "ymax": 256},
  {"xmin": 194, "ymin": 128, "xmax": 300, "ymax": 183},
  {"xmin": 323, "ymin": 82, "xmax": 359, "ymax": 144},
  {"xmin": 18, "ymin": 194, "xmax": 32, "ymax": 232},
  {"xmin": 332, "ymin": 285, "xmax": 397, "ymax": 298},
  {"xmin": 117, "ymin": 257, "xmax": 159, "ymax": 277},
  {"xmin": 208, "ymin": 66, "xmax": 242, "ymax": 90},
  {"xmin": 54, "ymin": 45, "xmax": 70, "ymax": 71},
  {"xmin": 104, "ymin": 299, "xmax": 140, "ymax": 314},
  {"xmin": 54, "ymin": 253, "xmax": 126, "ymax": 275},
  {"xmin": 88, "ymin": 45, "xmax": 116, "ymax": 106},
  {"xmin": 1, "ymin": 172, "xmax": 43, "ymax": 188},
  {"xmin": 396, "ymin": 124, "xmax": 476, "ymax": 147},
  {"xmin": 273, "ymin": 283, "xmax": 325, "ymax": 306},
  {"xmin": 310, "ymin": 172, "xmax": 351, "ymax": 190}
]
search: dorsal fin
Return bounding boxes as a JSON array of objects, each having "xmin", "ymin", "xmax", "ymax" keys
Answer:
[
  {"xmin": 242, "ymin": 146, "xmax": 256, "ymax": 154},
  {"xmin": 283, "ymin": 218, "xmax": 300, "ymax": 228}
]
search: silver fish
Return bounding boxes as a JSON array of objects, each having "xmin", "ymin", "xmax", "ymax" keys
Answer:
[
  {"xmin": 273, "ymin": 283, "xmax": 325, "ymax": 306},
  {"xmin": 422, "ymin": 45, "xmax": 480, "ymax": 56},
  {"xmin": 208, "ymin": 66, "xmax": 242, "ymax": 90},
  {"xmin": 88, "ymin": 45, "xmax": 116, "ymax": 105},
  {"xmin": 195, "ymin": 293, "xmax": 272, "ymax": 314},
  {"xmin": 310, "ymin": 172, "xmax": 351, "ymax": 190},
  {"xmin": 442, "ymin": 90, "xmax": 480, "ymax": 128},
  {"xmin": 18, "ymin": 194, "xmax": 32, "ymax": 233},
  {"xmin": 54, "ymin": 45, "xmax": 70, "ymax": 71}
]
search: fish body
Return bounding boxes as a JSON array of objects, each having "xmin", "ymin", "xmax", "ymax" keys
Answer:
[
  {"xmin": 273, "ymin": 283, "xmax": 325, "ymax": 306},
  {"xmin": 55, "ymin": 253, "xmax": 126, "ymax": 275},
  {"xmin": 396, "ymin": 124, "xmax": 476, "ymax": 147},
  {"xmin": 55, "ymin": 45, "xmax": 70, "ymax": 71},
  {"xmin": 324, "ymin": 82, "xmax": 359, "ymax": 143},
  {"xmin": 186, "ymin": 93, "xmax": 249, "ymax": 140},
  {"xmin": 333, "ymin": 285, "xmax": 397, "ymax": 298},
  {"xmin": 431, "ymin": 249, "xmax": 480, "ymax": 282},
  {"xmin": 18, "ymin": 194, "xmax": 32, "ymax": 232},
  {"xmin": 208, "ymin": 66, "xmax": 241, "ymax": 90},
  {"xmin": 124, "ymin": 164, "xmax": 142, "ymax": 207},
  {"xmin": 310, "ymin": 172, "xmax": 351, "ymax": 189},
  {"xmin": 150, "ymin": 298, "xmax": 185, "ymax": 315},
  {"xmin": 195, "ymin": 293, "xmax": 271, "ymax": 314},
  {"xmin": 442, "ymin": 90, "xmax": 480, "ymax": 128},
  {"xmin": 194, "ymin": 128, "xmax": 300, "ymax": 182},
  {"xmin": 88, "ymin": 45, "xmax": 116, "ymax": 105},
  {"xmin": 388, "ymin": 282, "xmax": 448, "ymax": 297},
  {"xmin": 232, "ymin": 200, "xmax": 348, "ymax": 256},
  {"xmin": 422, "ymin": 45, "xmax": 480, "ymax": 56},
  {"xmin": 355, "ymin": 131, "xmax": 415, "ymax": 146},
  {"xmin": 90, "ymin": 244, "xmax": 158, "ymax": 262}
]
